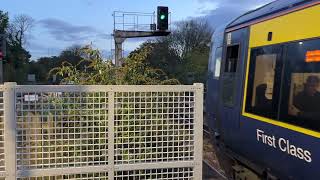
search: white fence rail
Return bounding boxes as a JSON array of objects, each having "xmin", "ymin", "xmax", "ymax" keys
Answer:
[{"xmin": 0, "ymin": 83, "xmax": 203, "ymax": 180}]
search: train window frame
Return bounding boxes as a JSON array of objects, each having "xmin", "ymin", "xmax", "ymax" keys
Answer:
[
  {"xmin": 224, "ymin": 45, "xmax": 240, "ymax": 73},
  {"xmin": 279, "ymin": 38, "xmax": 320, "ymax": 132},
  {"xmin": 244, "ymin": 45, "xmax": 283, "ymax": 120},
  {"xmin": 242, "ymin": 38, "xmax": 320, "ymax": 137},
  {"xmin": 222, "ymin": 44, "xmax": 241, "ymax": 107}
]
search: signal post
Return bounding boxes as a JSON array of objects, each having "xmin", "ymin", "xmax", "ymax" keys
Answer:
[{"xmin": 113, "ymin": 6, "xmax": 171, "ymax": 66}]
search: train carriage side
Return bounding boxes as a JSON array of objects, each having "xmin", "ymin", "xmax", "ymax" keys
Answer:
[
  {"xmin": 211, "ymin": 2, "xmax": 320, "ymax": 179},
  {"xmin": 206, "ymin": 25, "xmax": 226, "ymax": 135}
]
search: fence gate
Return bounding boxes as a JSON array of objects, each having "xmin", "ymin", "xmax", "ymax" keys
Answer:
[{"xmin": 0, "ymin": 83, "xmax": 203, "ymax": 180}]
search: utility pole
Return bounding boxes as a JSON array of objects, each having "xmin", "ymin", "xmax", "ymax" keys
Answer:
[
  {"xmin": 113, "ymin": 7, "xmax": 171, "ymax": 66},
  {"xmin": 0, "ymin": 34, "xmax": 6, "ymax": 84}
]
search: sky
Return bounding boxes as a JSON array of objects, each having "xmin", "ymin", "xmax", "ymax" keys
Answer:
[{"xmin": 1, "ymin": 0, "xmax": 274, "ymax": 60}]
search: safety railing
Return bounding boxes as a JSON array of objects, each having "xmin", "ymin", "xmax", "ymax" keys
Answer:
[
  {"xmin": 0, "ymin": 82, "xmax": 203, "ymax": 179},
  {"xmin": 0, "ymin": 86, "xmax": 5, "ymax": 180},
  {"xmin": 113, "ymin": 11, "xmax": 156, "ymax": 32}
]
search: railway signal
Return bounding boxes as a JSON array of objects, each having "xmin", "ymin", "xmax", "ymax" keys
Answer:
[
  {"xmin": 113, "ymin": 7, "xmax": 171, "ymax": 66},
  {"xmin": 157, "ymin": 6, "xmax": 169, "ymax": 31}
]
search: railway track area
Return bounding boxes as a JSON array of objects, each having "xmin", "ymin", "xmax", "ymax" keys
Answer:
[{"xmin": 203, "ymin": 126, "xmax": 227, "ymax": 180}]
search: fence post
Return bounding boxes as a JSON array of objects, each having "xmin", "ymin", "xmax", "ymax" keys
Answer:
[
  {"xmin": 4, "ymin": 82, "xmax": 17, "ymax": 180},
  {"xmin": 193, "ymin": 83, "xmax": 204, "ymax": 180},
  {"xmin": 108, "ymin": 91, "xmax": 115, "ymax": 179}
]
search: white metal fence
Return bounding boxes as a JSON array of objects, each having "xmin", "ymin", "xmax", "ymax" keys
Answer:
[{"xmin": 0, "ymin": 82, "xmax": 203, "ymax": 180}]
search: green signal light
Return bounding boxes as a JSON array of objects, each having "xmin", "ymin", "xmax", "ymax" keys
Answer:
[{"xmin": 160, "ymin": 14, "xmax": 166, "ymax": 20}]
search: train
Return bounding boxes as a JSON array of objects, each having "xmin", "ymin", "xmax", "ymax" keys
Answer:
[{"xmin": 206, "ymin": 0, "xmax": 320, "ymax": 179}]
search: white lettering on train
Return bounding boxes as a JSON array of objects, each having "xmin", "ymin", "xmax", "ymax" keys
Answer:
[{"xmin": 256, "ymin": 129, "xmax": 312, "ymax": 163}]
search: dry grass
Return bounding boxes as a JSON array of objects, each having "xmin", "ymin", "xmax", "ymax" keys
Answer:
[{"xmin": 203, "ymin": 134, "xmax": 225, "ymax": 176}]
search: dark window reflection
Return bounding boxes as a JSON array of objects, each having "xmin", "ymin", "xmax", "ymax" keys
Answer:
[{"xmin": 280, "ymin": 38, "xmax": 320, "ymax": 132}]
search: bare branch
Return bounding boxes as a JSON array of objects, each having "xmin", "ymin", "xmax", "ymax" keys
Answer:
[{"xmin": 8, "ymin": 14, "xmax": 34, "ymax": 46}]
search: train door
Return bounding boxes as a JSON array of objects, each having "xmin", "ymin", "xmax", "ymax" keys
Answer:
[
  {"xmin": 206, "ymin": 26, "xmax": 225, "ymax": 134},
  {"xmin": 219, "ymin": 29, "xmax": 249, "ymax": 147}
]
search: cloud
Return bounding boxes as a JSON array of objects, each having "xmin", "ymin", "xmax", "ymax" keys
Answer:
[
  {"xmin": 126, "ymin": 37, "xmax": 156, "ymax": 43},
  {"xmin": 197, "ymin": 0, "xmax": 274, "ymax": 28},
  {"xmin": 26, "ymin": 40, "xmax": 63, "ymax": 59},
  {"xmin": 85, "ymin": 0, "xmax": 95, "ymax": 6},
  {"xmin": 38, "ymin": 18, "xmax": 102, "ymax": 42},
  {"xmin": 97, "ymin": 33, "xmax": 112, "ymax": 39},
  {"xmin": 196, "ymin": 1, "xmax": 219, "ymax": 15},
  {"xmin": 198, "ymin": 0, "xmax": 272, "ymax": 9}
]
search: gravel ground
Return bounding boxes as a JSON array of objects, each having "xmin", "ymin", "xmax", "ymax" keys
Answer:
[{"xmin": 203, "ymin": 133, "xmax": 226, "ymax": 179}]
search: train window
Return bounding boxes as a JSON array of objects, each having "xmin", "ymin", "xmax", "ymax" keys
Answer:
[
  {"xmin": 225, "ymin": 45, "xmax": 239, "ymax": 72},
  {"xmin": 222, "ymin": 45, "xmax": 239, "ymax": 106},
  {"xmin": 214, "ymin": 47, "xmax": 222, "ymax": 79},
  {"xmin": 279, "ymin": 38, "xmax": 320, "ymax": 132},
  {"xmin": 245, "ymin": 45, "xmax": 283, "ymax": 119}
]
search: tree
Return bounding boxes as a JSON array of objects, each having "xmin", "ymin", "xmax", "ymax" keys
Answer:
[
  {"xmin": 1, "ymin": 14, "xmax": 34, "ymax": 83},
  {"xmin": 169, "ymin": 20, "xmax": 212, "ymax": 59},
  {"xmin": 28, "ymin": 56, "xmax": 60, "ymax": 83},
  {"xmin": 29, "ymin": 45, "xmax": 91, "ymax": 84},
  {"xmin": 123, "ymin": 42, "xmax": 179, "ymax": 85},
  {"xmin": 172, "ymin": 20, "xmax": 212, "ymax": 84},
  {"xmin": 7, "ymin": 14, "xmax": 34, "ymax": 46},
  {"xmin": 125, "ymin": 41, "xmax": 181, "ymax": 84},
  {"xmin": 50, "ymin": 45, "xmax": 120, "ymax": 85},
  {"xmin": 0, "ymin": 11, "xmax": 9, "ymax": 34},
  {"xmin": 58, "ymin": 45, "xmax": 92, "ymax": 72},
  {"xmin": 129, "ymin": 19, "xmax": 213, "ymax": 84},
  {"xmin": 59, "ymin": 45, "xmax": 82, "ymax": 64}
]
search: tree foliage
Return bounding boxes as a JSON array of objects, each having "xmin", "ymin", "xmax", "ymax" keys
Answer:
[
  {"xmin": 123, "ymin": 42, "xmax": 180, "ymax": 85},
  {"xmin": 127, "ymin": 19, "xmax": 213, "ymax": 84},
  {"xmin": 49, "ymin": 45, "xmax": 179, "ymax": 85},
  {"xmin": 0, "ymin": 12, "xmax": 33, "ymax": 83},
  {"xmin": 0, "ymin": 11, "xmax": 9, "ymax": 34},
  {"xmin": 169, "ymin": 20, "xmax": 212, "ymax": 59},
  {"xmin": 50, "ymin": 45, "xmax": 115, "ymax": 85}
]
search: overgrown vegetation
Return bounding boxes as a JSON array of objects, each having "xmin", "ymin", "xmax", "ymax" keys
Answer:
[{"xmin": 49, "ymin": 45, "xmax": 180, "ymax": 85}]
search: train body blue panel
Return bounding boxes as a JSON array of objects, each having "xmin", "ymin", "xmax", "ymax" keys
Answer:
[
  {"xmin": 206, "ymin": 1, "xmax": 320, "ymax": 177},
  {"xmin": 206, "ymin": 25, "xmax": 225, "ymax": 132},
  {"xmin": 237, "ymin": 116, "xmax": 319, "ymax": 179}
]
